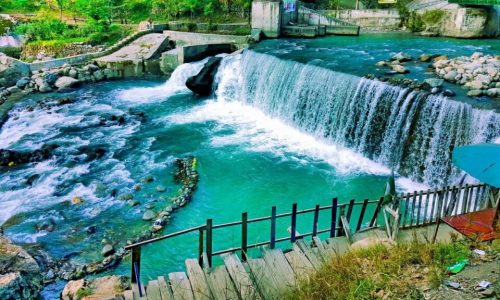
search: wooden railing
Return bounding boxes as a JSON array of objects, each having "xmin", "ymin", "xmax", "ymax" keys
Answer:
[
  {"xmin": 124, "ymin": 183, "xmax": 490, "ymax": 295},
  {"xmin": 398, "ymin": 184, "xmax": 488, "ymax": 228}
]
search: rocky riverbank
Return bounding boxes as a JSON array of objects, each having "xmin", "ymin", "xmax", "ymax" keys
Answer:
[
  {"xmin": 433, "ymin": 52, "xmax": 500, "ymax": 98},
  {"xmin": 0, "ymin": 236, "xmax": 43, "ymax": 299},
  {"xmin": 0, "ymin": 155, "xmax": 199, "ymax": 299},
  {"xmin": 372, "ymin": 51, "xmax": 499, "ymax": 99}
]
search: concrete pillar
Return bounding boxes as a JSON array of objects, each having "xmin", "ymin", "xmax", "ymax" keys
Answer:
[{"xmin": 251, "ymin": 0, "xmax": 281, "ymax": 38}]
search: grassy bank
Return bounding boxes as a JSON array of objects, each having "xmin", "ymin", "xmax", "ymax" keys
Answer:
[{"xmin": 285, "ymin": 236, "xmax": 499, "ymax": 299}]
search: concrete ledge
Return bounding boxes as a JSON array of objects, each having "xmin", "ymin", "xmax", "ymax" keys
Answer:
[
  {"xmin": 281, "ymin": 26, "xmax": 318, "ymax": 38},
  {"xmin": 164, "ymin": 30, "xmax": 249, "ymax": 48}
]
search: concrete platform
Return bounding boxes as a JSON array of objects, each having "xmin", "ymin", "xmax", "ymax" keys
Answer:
[{"xmin": 97, "ymin": 33, "xmax": 171, "ymax": 63}]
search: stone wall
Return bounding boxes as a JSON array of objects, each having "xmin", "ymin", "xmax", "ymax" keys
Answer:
[
  {"xmin": 321, "ymin": 9, "xmax": 401, "ymax": 31},
  {"xmin": 251, "ymin": 0, "xmax": 281, "ymax": 38}
]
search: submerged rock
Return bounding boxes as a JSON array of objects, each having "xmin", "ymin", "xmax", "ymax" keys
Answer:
[
  {"xmin": 0, "ymin": 144, "xmax": 59, "ymax": 167},
  {"xmin": 424, "ymin": 78, "xmax": 444, "ymax": 88},
  {"xmin": 391, "ymin": 52, "xmax": 412, "ymax": 62},
  {"xmin": 142, "ymin": 210, "xmax": 156, "ymax": 221},
  {"xmin": 186, "ymin": 57, "xmax": 222, "ymax": 96},
  {"xmin": 101, "ymin": 244, "xmax": 115, "ymax": 257}
]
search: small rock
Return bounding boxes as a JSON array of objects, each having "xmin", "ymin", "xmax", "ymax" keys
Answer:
[
  {"xmin": 392, "ymin": 52, "xmax": 412, "ymax": 62},
  {"xmin": 119, "ymin": 193, "xmax": 134, "ymax": 201},
  {"xmin": 424, "ymin": 78, "xmax": 444, "ymax": 88},
  {"xmin": 433, "ymin": 55, "xmax": 449, "ymax": 61},
  {"xmin": 431, "ymin": 87, "xmax": 440, "ymax": 94},
  {"xmin": 156, "ymin": 185, "xmax": 166, "ymax": 193},
  {"xmin": 467, "ymin": 89, "xmax": 483, "ymax": 97},
  {"xmin": 142, "ymin": 176, "xmax": 154, "ymax": 183},
  {"xmin": 391, "ymin": 64, "xmax": 409, "ymax": 74},
  {"xmin": 375, "ymin": 61, "xmax": 388, "ymax": 67},
  {"xmin": 480, "ymin": 288, "xmax": 495, "ymax": 298},
  {"xmin": 142, "ymin": 210, "xmax": 156, "ymax": 221},
  {"xmin": 443, "ymin": 89, "xmax": 456, "ymax": 97},
  {"xmin": 133, "ymin": 184, "xmax": 142, "ymax": 191},
  {"xmin": 16, "ymin": 77, "xmax": 30, "ymax": 89},
  {"xmin": 419, "ymin": 54, "xmax": 431, "ymax": 62},
  {"xmin": 445, "ymin": 281, "xmax": 461, "ymax": 290},
  {"xmin": 93, "ymin": 70, "xmax": 105, "ymax": 81},
  {"xmin": 72, "ymin": 196, "xmax": 83, "ymax": 204},
  {"xmin": 101, "ymin": 244, "xmax": 114, "ymax": 257},
  {"xmin": 68, "ymin": 69, "xmax": 78, "ymax": 78},
  {"xmin": 444, "ymin": 70, "xmax": 458, "ymax": 82},
  {"xmin": 86, "ymin": 226, "xmax": 97, "ymax": 234},
  {"xmin": 128, "ymin": 200, "xmax": 139, "ymax": 207},
  {"xmin": 486, "ymin": 88, "xmax": 499, "ymax": 97}
]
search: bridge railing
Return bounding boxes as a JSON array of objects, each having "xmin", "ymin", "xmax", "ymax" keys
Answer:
[
  {"xmin": 448, "ymin": 0, "xmax": 500, "ymax": 5},
  {"xmin": 124, "ymin": 183, "xmax": 490, "ymax": 293}
]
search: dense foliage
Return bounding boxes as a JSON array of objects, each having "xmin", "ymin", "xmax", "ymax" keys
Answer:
[{"xmin": 0, "ymin": 0, "xmax": 252, "ymax": 23}]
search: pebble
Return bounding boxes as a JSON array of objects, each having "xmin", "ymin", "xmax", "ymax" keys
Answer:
[{"xmin": 156, "ymin": 185, "xmax": 166, "ymax": 193}]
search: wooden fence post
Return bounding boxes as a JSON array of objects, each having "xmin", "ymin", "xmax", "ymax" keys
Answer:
[
  {"xmin": 369, "ymin": 197, "xmax": 383, "ymax": 228},
  {"xmin": 291, "ymin": 203, "xmax": 297, "ymax": 242},
  {"xmin": 206, "ymin": 219, "xmax": 213, "ymax": 267},
  {"xmin": 270, "ymin": 207, "xmax": 277, "ymax": 249},
  {"xmin": 312, "ymin": 205, "xmax": 320, "ymax": 236},
  {"xmin": 356, "ymin": 199, "xmax": 369, "ymax": 232},
  {"xmin": 242, "ymin": 212, "xmax": 248, "ymax": 261},
  {"xmin": 131, "ymin": 247, "xmax": 143, "ymax": 297},
  {"xmin": 198, "ymin": 228, "xmax": 204, "ymax": 266},
  {"xmin": 330, "ymin": 197, "xmax": 338, "ymax": 238}
]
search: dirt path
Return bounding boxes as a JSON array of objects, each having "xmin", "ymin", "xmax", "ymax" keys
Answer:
[{"xmin": 425, "ymin": 257, "xmax": 499, "ymax": 299}]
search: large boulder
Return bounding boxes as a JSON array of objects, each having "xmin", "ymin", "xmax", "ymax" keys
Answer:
[
  {"xmin": 0, "ymin": 53, "xmax": 30, "ymax": 88},
  {"xmin": 55, "ymin": 76, "xmax": 80, "ymax": 90},
  {"xmin": 186, "ymin": 57, "xmax": 223, "ymax": 96},
  {"xmin": 0, "ymin": 237, "xmax": 43, "ymax": 299},
  {"xmin": 61, "ymin": 275, "xmax": 130, "ymax": 300}
]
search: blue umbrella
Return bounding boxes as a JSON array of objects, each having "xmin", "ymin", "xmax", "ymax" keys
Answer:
[{"xmin": 452, "ymin": 143, "xmax": 500, "ymax": 188}]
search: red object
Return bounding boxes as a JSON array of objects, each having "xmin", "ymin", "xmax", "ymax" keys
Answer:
[{"xmin": 442, "ymin": 209, "xmax": 498, "ymax": 242}]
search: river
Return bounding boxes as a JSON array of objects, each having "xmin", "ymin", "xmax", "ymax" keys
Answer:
[{"xmin": 0, "ymin": 33, "xmax": 498, "ymax": 299}]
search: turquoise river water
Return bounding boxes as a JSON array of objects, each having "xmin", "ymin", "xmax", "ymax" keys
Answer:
[{"xmin": 0, "ymin": 33, "xmax": 498, "ymax": 298}]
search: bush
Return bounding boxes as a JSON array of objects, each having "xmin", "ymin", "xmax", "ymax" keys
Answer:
[
  {"xmin": 15, "ymin": 18, "xmax": 71, "ymax": 41},
  {"xmin": 422, "ymin": 9, "xmax": 446, "ymax": 25},
  {"xmin": 0, "ymin": 16, "xmax": 15, "ymax": 35},
  {"xmin": 0, "ymin": 46, "xmax": 22, "ymax": 58},
  {"xmin": 408, "ymin": 11, "xmax": 424, "ymax": 32}
]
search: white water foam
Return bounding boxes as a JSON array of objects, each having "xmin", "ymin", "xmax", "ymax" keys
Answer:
[
  {"xmin": 116, "ymin": 57, "xmax": 212, "ymax": 103},
  {"xmin": 0, "ymin": 107, "xmax": 84, "ymax": 149},
  {"xmin": 169, "ymin": 99, "xmax": 391, "ymax": 176}
]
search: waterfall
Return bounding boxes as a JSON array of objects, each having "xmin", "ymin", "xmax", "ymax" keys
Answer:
[{"xmin": 215, "ymin": 50, "xmax": 500, "ymax": 187}]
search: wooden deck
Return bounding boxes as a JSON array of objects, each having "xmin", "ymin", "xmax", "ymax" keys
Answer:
[{"xmin": 123, "ymin": 225, "xmax": 459, "ymax": 300}]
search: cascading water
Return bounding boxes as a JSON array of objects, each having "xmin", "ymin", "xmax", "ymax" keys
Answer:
[{"xmin": 215, "ymin": 50, "xmax": 500, "ymax": 187}]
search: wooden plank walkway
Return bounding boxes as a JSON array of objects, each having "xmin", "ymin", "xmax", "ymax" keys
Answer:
[{"xmin": 128, "ymin": 225, "xmax": 460, "ymax": 300}]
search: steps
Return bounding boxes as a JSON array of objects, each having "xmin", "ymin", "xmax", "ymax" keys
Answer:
[{"xmin": 127, "ymin": 235, "xmax": 352, "ymax": 300}]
